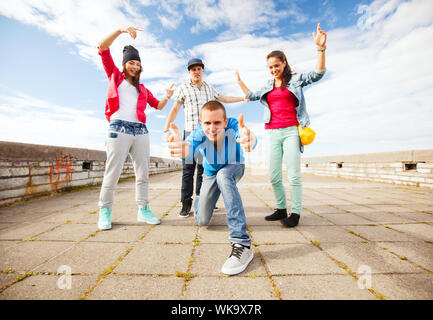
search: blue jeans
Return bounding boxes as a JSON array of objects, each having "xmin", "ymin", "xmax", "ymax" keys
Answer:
[
  {"xmin": 194, "ymin": 164, "xmax": 250, "ymax": 247},
  {"xmin": 181, "ymin": 130, "xmax": 203, "ymax": 202}
]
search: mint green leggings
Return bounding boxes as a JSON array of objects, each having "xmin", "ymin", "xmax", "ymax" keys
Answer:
[{"xmin": 266, "ymin": 126, "xmax": 302, "ymax": 214}]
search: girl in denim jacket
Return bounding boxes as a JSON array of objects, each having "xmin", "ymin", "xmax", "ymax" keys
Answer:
[
  {"xmin": 96, "ymin": 27, "xmax": 174, "ymax": 230},
  {"xmin": 236, "ymin": 23, "xmax": 327, "ymax": 227}
]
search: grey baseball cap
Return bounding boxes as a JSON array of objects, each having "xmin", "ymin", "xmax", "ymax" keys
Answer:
[{"xmin": 187, "ymin": 58, "xmax": 204, "ymax": 70}]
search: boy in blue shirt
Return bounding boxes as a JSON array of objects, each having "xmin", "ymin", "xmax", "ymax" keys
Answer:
[{"xmin": 167, "ymin": 100, "xmax": 257, "ymax": 275}]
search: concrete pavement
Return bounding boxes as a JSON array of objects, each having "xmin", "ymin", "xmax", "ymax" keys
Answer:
[{"xmin": 0, "ymin": 169, "xmax": 432, "ymax": 300}]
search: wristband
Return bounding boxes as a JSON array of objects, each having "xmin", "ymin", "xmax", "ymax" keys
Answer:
[{"xmin": 317, "ymin": 45, "xmax": 326, "ymax": 52}]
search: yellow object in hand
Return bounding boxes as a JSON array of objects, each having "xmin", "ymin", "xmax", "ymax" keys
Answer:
[{"xmin": 298, "ymin": 125, "xmax": 316, "ymax": 146}]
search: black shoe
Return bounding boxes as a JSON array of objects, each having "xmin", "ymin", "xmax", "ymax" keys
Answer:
[
  {"xmin": 265, "ymin": 208, "xmax": 287, "ymax": 221},
  {"xmin": 179, "ymin": 199, "xmax": 192, "ymax": 218},
  {"xmin": 280, "ymin": 213, "xmax": 300, "ymax": 228}
]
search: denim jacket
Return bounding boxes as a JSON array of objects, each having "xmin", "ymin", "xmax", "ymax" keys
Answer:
[{"xmin": 246, "ymin": 69, "xmax": 326, "ymax": 129}]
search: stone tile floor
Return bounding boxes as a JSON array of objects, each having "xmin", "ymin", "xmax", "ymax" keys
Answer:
[{"xmin": 0, "ymin": 169, "xmax": 432, "ymax": 300}]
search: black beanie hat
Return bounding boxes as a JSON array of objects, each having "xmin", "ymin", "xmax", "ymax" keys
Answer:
[{"xmin": 122, "ymin": 45, "xmax": 141, "ymax": 65}]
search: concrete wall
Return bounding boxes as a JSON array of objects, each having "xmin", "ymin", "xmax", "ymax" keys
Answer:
[
  {"xmin": 0, "ymin": 141, "xmax": 181, "ymax": 207},
  {"xmin": 301, "ymin": 149, "xmax": 433, "ymax": 188}
]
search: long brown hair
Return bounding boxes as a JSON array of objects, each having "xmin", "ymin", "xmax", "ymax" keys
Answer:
[
  {"xmin": 267, "ymin": 50, "xmax": 292, "ymax": 90},
  {"xmin": 122, "ymin": 64, "xmax": 141, "ymax": 93}
]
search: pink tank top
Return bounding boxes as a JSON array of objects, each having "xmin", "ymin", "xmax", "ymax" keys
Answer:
[{"xmin": 265, "ymin": 86, "xmax": 299, "ymax": 130}]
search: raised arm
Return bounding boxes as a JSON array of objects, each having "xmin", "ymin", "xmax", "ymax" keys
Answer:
[
  {"xmin": 99, "ymin": 27, "xmax": 142, "ymax": 50},
  {"xmin": 156, "ymin": 84, "xmax": 175, "ymax": 110},
  {"xmin": 312, "ymin": 23, "xmax": 327, "ymax": 70},
  {"xmin": 163, "ymin": 100, "xmax": 182, "ymax": 141},
  {"xmin": 235, "ymin": 71, "xmax": 250, "ymax": 95},
  {"xmin": 218, "ymin": 96, "xmax": 249, "ymax": 104}
]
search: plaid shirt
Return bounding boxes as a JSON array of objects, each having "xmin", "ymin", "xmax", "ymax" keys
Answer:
[{"xmin": 174, "ymin": 81, "xmax": 221, "ymax": 131}]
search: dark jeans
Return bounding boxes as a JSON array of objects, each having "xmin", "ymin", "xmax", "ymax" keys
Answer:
[{"xmin": 181, "ymin": 131, "xmax": 203, "ymax": 202}]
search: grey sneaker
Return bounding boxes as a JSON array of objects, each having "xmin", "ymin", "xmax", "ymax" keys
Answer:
[{"xmin": 221, "ymin": 243, "xmax": 253, "ymax": 275}]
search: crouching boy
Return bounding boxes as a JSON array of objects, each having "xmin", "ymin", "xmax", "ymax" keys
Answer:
[{"xmin": 167, "ymin": 100, "xmax": 257, "ymax": 275}]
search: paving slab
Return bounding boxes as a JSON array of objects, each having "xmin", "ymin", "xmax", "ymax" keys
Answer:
[
  {"xmin": 183, "ymin": 276, "xmax": 276, "ymax": 300},
  {"xmin": 88, "ymin": 225, "xmax": 151, "ymax": 243},
  {"xmin": 274, "ymin": 274, "xmax": 376, "ymax": 300},
  {"xmin": 115, "ymin": 243, "xmax": 192, "ymax": 275},
  {"xmin": 377, "ymin": 241, "xmax": 433, "ymax": 271},
  {"xmin": 0, "ymin": 223, "xmax": 60, "ymax": 241},
  {"xmin": 296, "ymin": 225, "xmax": 364, "ymax": 243},
  {"xmin": 142, "ymin": 225, "xmax": 197, "ymax": 244},
  {"xmin": 36, "ymin": 223, "xmax": 98, "ymax": 242},
  {"xmin": 249, "ymin": 226, "xmax": 309, "ymax": 244},
  {"xmin": 320, "ymin": 242, "xmax": 423, "ymax": 274},
  {"xmin": 389, "ymin": 223, "xmax": 433, "ymax": 242},
  {"xmin": 1, "ymin": 241, "xmax": 74, "ymax": 272},
  {"xmin": 0, "ymin": 275, "xmax": 98, "ymax": 300},
  {"xmin": 257, "ymin": 244, "xmax": 343, "ymax": 275},
  {"xmin": 369, "ymin": 274, "xmax": 433, "ymax": 299},
  {"xmin": 87, "ymin": 275, "xmax": 184, "ymax": 300},
  {"xmin": 34, "ymin": 242, "xmax": 131, "ymax": 274},
  {"xmin": 348, "ymin": 225, "xmax": 418, "ymax": 242}
]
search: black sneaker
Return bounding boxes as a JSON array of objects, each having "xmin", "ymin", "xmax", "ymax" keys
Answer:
[
  {"xmin": 280, "ymin": 213, "xmax": 300, "ymax": 228},
  {"xmin": 265, "ymin": 208, "xmax": 287, "ymax": 221},
  {"xmin": 179, "ymin": 199, "xmax": 192, "ymax": 218}
]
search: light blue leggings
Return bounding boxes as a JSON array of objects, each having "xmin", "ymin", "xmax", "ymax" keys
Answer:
[{"xmin": 266, "ymin": 126, "xmax": 302, "ymax": 214}]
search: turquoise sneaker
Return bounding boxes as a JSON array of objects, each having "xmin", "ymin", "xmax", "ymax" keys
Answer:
[
  {"xmin": 98, "ymin": 207, "xmax": 112, "ymax": 230},
  {"xmin": 137, "ymin": 205, "xmax": 160, "ymax": 225}
]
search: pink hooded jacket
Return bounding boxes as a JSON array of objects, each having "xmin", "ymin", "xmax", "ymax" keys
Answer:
[{"xmin": 98, "ymin": 47, "xmax": 159, "ymax": 123}]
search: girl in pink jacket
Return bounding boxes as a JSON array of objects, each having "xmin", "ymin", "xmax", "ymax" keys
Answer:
[{"xmin": 97, "ymin": 27, "xmax": 174, "ymax": 230}]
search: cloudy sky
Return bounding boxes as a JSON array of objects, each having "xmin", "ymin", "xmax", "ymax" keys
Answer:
[{"xmin": 0, "ymin": 0, "xmax": 432, "ymax": 162}]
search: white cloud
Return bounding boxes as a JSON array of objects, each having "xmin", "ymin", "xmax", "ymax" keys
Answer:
[
  {"xmin": 0, "ymin": 89, "xmax": 107, "ymax": 150},
  {"xmin": 1, "ymin": 0, "xmax": 432, "ymax": 159},
  {"xmin": 188, "ymin": 0, "xmax": 433, "ymax": 158},
  {"xmin": 0, "ymin": 0, "xmax": 185, "ymax": 80}
]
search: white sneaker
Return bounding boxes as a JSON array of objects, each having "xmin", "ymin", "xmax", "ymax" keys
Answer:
[{"xmin": 221, "ymin": 243, "xmax": 253, "ymax": 275}]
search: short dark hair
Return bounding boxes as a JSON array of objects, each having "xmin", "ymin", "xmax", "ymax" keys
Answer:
[{"xmin": 200, "ymin": 100, "xmax": 227, "ymax": 119}]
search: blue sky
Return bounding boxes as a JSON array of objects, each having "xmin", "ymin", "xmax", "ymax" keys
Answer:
[{"xmin": 0, "ymin": 0, "xmax": 432, "ymax": 162}]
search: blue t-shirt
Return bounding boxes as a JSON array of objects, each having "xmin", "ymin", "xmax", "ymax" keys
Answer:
[{"xmin": 184, "ymin": 118, "xmax": 256, "ymax": 176}]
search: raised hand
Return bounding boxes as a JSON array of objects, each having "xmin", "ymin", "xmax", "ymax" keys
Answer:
[
  {"xmin": 167, "ymin": 123, "xmax": 190, "ymax": 158},
  {"xmin": 121, "ymin": 26, "xmax": 143, "ymax": 39},
  {"xmin": 235, "ymin": 71, "xmax": 242, "ymax": 82},
  {"xmin": 166, "ymin": 83, "xmax": 175, "ymax": 99},
  {"xmin": 312, "ymin": 23, "xmax": 327, "ymax": 48},
  {"xmin": 236, "ymin": 114, "xmax": 255, "ymax": 152}
]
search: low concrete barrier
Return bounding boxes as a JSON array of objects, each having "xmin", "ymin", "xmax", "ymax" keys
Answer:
[
  {"xmin": 302, "ymin": 149, "xmax": 433, "ymax": 188},
  {"xmin": 0, "ymin": 141, "xmax": 181, "ymax": 207}
]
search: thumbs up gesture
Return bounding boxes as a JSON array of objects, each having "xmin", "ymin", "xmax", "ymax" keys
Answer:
[
  {"xmin": 236, "ymin": 114, "xmax": 256, "ymax": 152},
  {"xmin": 167, "ymin": 123, "xmax": 190, "ymax": 158}
]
